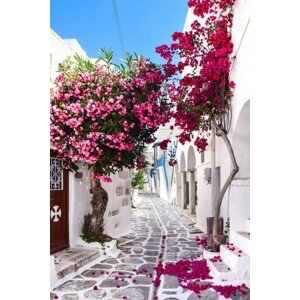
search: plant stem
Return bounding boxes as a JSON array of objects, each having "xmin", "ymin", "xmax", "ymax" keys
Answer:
[{"xmin": 211, "ymin": 119, "xmax": 239, "ymax": 251}]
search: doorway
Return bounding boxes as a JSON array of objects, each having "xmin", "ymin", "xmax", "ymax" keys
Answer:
[{"xmin": 50, "ymin": 150, "xmax": 69, "ymax": 254}]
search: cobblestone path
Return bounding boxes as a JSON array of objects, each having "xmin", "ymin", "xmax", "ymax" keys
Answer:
[{"xmin": 51, "ymin": 193, "xmax": 247, "ymax": 300}]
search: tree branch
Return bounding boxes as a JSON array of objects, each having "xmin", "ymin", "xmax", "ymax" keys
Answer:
[{"xmin": 211, "ymin": 118, "xmax": 239, "ymax": 249}]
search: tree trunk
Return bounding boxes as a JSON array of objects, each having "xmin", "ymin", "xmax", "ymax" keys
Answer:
[
  {"xmin": 82, "ymin": 179, "xmax": 111, "ymax": 242},
  {"xmin": 211, "ymin": 119, "xmax": 239, "ymax": 252}
]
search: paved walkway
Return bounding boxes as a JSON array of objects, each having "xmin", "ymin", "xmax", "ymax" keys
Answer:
[{"xmin": 51, "ymin": 193, "xmax": 247, "ymax": 300}]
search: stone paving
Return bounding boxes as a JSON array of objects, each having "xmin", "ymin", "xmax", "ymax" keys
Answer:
[{"xmin": 51, "ymin": 193, "xmax": 249, "ymax": 300}]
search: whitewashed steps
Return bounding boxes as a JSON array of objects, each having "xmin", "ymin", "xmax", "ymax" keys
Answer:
[
  {"xmin": 207, "ymin": 259, "xmax": 236, "ymax": 281},
  {"xmin": 220, "ymin": 244, "xmax": 250, "ymax": 280},
  {"xmin": 235, "ymin": 231, "xmax": 250, "ymax": 255}
]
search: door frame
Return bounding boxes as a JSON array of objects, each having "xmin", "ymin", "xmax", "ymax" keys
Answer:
[{"xmin": 50, "ymin": 149, "xmax": 69, "ymax": 254}]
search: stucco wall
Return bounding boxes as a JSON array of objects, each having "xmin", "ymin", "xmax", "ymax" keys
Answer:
[
  {"xmin": 103, "ymin": 169, "xmax": 132, "ymax": 239},
  {"xmin": 68, "ymin": 166, "xmax": 132, "ymax": 245},
  {"xmin": 229, "ymin": 181, "xmax": 250, "ymax": 241},
  {"xmin": 195, "ymin": 161, "xmax": 212, "ymax": 231},
  {"xmin": 68, "ymin": 164, "xmax": 92, "ymax": 247}
]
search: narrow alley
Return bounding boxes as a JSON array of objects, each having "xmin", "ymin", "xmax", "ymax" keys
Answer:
[{"xmin": 51, "ymin": 193, "xmax": 203, "ymax": 300}]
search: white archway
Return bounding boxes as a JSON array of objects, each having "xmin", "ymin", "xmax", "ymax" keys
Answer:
[
  {"xmin": 187, "ymin": 145, "xmax": 196, "ymax": 171},
  {"xmin": 178, "ymin": 151, "xmax": 188, "ymax": 209},
  {"xmin": 179, "ymin": 151, "xmax": 186, "ymax": 172}
]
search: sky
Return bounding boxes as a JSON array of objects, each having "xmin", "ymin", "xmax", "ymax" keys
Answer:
[{"xmin": 50, "ymin": 0, "xmax": 188, "ymax": 64}]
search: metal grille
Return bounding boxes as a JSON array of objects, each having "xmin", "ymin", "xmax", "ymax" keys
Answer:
[{"xmin": 50, "ymin": 157, "xmax": 63, "ymax": 190}]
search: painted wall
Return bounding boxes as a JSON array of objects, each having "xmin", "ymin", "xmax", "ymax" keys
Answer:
[
  {"xmin": 102, "ymin": 170, "xmax": 132, "ymax": 239},
  {"xmin": 229, "ymin": 181, "xmax": 250, "ymax": 241},
  {"xmin": 68, "ymin": 164, "xmax": 92, "ymax": 247},
  {"xmin": 50, "ymin": 29, "xmax": 88, "ymax": 80}
]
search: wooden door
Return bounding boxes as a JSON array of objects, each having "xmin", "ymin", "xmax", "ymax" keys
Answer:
[{"xmin": 50, "ymin": 150, "xmax": 69, "ymax": 254}]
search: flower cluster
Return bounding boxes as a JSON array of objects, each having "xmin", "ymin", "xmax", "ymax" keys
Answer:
[
  {"xmin": 168, "ymin": 159, "xmax": 177, "ymax": 167},
  {"xmin": 156, "ymin": 0, "xmax": 236, "ymax": 150},
  {"xmin": 153, "ymin": 259, "xmax": 212, "ymax": 288},
  {"xmin": 194, "ymin": 137, "xmax": 208, "ymax": 152},
  {"xmin": 195, "ymin": 235, "xmax": 208, "ymax": 248},
  {"xmin": 210, "ymin": 255, "xmax": 223, "ymax": 263},
  {"xmin": 213, "ymin": 283, "xmax": 249, "ymax": 299},
  {"xmin": 91, "ymin": 173, "xmax": 112, "ymax": 183},
  {"xmin": 50, "ymin": 52, "xmax": 173, "ymax": 179},
  {"xmin": 226, "ymin": 243, "xmax": 243, "ymax": 256},
  {"xmin": 159, "ymin": 139, "xmax": 170, "ymax": 150}
]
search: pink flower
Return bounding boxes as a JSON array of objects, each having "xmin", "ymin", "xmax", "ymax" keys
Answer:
[
  {"xmin": 91, "ymin": 173, "xmax": 112, "ymax": 182},
  {"xmin": 159, "ymin": 139, "xmax": 170, "ymax": 150}
]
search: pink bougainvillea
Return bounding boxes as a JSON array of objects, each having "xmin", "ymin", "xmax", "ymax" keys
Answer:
[
  {"xmin": 153, "ymin": 259, "xmax": 212, "ymax": 288},
  {"xmin": 159, "ymin": 139, "xmax": 170, "ymax": 150},
  {"xmin": 212, "ymin": 283, "xmax": 249, "ymax": 299},
  {"xmin": 195, "ymin": 235, "xmax": 208, "ymax": 248},
  {"xmin": 50, "ymin": 52, "xmax": 173, "ymax": 179},
  {"xmin": 194, "ymin": 137, "xmax": 208, "ymax": 152},
  {"xmin": 156, "ymin": 0, "xmax": 236, "ymax": 148}
]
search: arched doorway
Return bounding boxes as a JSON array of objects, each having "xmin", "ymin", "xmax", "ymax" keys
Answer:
[{"xmin": 179, "ymin": 151, "xmax": 188, "ymax": 209}]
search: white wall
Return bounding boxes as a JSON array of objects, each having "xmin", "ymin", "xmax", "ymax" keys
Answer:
[
  {"xmin": 68, "ymin": 164, "xmax": 92, "ymax": 247},
  {"xmin": 227, "ymin": 0, "xmax": 250, "ymax": 239},
  {"xmin": 229, "ymin": 181, "xmax": 250, "ymax": 241},
  {"xmin": 68, "ymin": 166, "xmax": 133, "ymax": 246},
  {"xmin": 50, "ymin": 29, "xmax": 87, "ymax": 80},
  {"xmin": 196, "ymin": 161, "xmax": 212, "ymax": 231},
  {"xmin": 102, "ymin": 169, "xmax": 132, "ymax": 239}
]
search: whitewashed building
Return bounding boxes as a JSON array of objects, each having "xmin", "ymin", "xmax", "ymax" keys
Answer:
[{"xmin": 50, "ymin": 29, "xmax": 132, "ymax": 286}]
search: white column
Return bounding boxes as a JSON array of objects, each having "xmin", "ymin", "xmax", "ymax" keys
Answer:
[
  {"xmin": 188, "ymin": 170, "xmax": 196, "ymax": 214},
  {"xmin": 181, "ymin": 171, "xmax": 187, "ymax": 209}
]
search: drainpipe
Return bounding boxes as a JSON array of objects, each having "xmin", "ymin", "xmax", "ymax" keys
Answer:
[{"xmin": 211, "ymin": 127, "xmax": 216, "ymax": 216}]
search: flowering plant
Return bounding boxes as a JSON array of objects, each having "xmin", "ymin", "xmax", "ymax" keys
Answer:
[
  {"xmin": 50, "ymin": 50, "xmax": 172, "ymax": 180},
  {"xmin": 156, "ymin": 0, "xmax": 239, "ymax": 251},
  {"xmin": 156, "ymin": 0, "xmax": 235, "ymax": 146},
  {"xmin": 131, "ymin": 168, "xmax": 147, "ymax": 190},
  {"xmin": 50, "ymin": 50, "xmax": 172, "ymax": 239}
]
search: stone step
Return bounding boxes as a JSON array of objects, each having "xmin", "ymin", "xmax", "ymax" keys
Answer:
[
  {"xmin": 235, "ymin": 231, "xmax": 250, "ymax": 255},
  {"xmin": 220, "ymin": 244, "xmax": 249, "ymax": 274},
  {"xmin": 53, "ymin": 247, "xmax": 100, "ymax": 279},
  {"xmin": 207, "ymin": 258, "xmax": 237, "ymax": 282}
]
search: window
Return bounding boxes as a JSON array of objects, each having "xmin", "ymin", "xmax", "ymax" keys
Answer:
[{"xmin": 50, "ymin": 157, "xmax": 63, "ymax": 190}]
